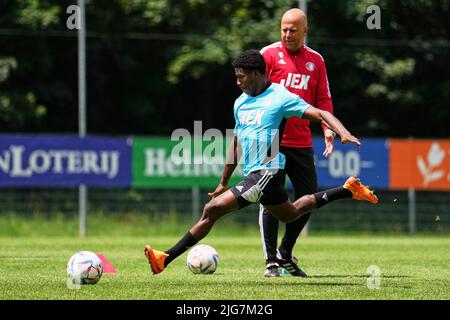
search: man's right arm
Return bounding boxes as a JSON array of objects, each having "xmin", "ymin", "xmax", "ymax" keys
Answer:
[
  {"xmin": 208, "ymin": 135, "xmax": 240, "ymax": 198},
  {"xmin": 261, "ymin": 47, "xmax": 275, "ymax": 78}
]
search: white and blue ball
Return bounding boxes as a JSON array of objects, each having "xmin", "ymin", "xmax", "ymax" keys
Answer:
[
  {"xmin": 67, "ymin": 251, "xmax": 103, "ymax": 285},
  {"xmin": 187, "ymin": 244, "xmax": 219, "ymax": 274}
]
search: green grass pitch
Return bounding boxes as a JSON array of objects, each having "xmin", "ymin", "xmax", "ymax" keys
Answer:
[{"xmin": 1, "ymin": 234, "xmax": 449, "ymax": 300}]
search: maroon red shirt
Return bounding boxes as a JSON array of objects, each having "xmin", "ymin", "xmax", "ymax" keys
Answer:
[{"xmin": 261, "ymin": 41, "xmax": 334, "ymax": 148}]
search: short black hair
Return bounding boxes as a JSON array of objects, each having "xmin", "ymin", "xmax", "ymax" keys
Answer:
[{"xmin": 232, "ymin": 49, "xmax": 266, "ymax": 75}]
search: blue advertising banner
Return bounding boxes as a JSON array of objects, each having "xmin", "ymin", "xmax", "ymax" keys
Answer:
[
  {"xmin": 0, "ymin": 136, "xmax": 132, "ymax": 187},
  {"xmin": 310, "ymin": 138, "xmax": 389, "ymax": 189}
]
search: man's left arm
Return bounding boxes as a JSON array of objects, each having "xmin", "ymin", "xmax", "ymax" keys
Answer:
[
  {"xmin": 302, "ymin": 106, "xmax": 360, "ymax": 147},
  {"xmin": 316, "ymin": 59, "xmax": 335, "ymax": 157}
]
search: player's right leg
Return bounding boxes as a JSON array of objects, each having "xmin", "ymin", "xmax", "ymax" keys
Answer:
[{"xmin": 145, "ymin": 190, "xmax": 240, "ymax": 275}]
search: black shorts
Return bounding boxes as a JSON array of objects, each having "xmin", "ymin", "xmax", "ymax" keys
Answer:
[
  {"xmin": 281, "ymin": 146, "xmax": 318, "ymax": 197},
  {"xmin": 230, "ymin": 169, "xmax": 288, "ymax": 208}
]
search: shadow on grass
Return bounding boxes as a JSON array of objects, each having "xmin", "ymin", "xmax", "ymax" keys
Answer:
[
  {"xmin": 0, "ymin": 255, "xmax": 51, "ymax": 260},
  {"xmin": 295, "ymin": 282, "xmax": 362, "ymax": 286},
  {"xmin": 308, "ymin": 274, "xmax": 411, "ymax": 279}
]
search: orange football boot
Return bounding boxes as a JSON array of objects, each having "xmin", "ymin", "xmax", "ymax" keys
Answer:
[
  {"xmin": 144, "ymin": 245, "xmax": 169, "ymax": 274},
  {"xmin": 343, "ymin": 176, "xmax": 378, "ymax": 204}
]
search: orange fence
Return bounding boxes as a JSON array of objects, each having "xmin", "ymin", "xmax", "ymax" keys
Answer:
[{"xmin": 390, "ymin": 139, "xmax": 450, "ymax": 190}]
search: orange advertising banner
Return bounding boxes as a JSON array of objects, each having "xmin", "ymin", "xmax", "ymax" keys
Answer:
[{"xmin": 389, "ymin": 139, "xmax": 450, "ymax": 190}]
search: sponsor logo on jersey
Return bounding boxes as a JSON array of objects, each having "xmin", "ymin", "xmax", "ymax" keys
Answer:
[
  {"xmin": 280, "ymin": 72, "xmax": 310, "ymax": 90},
  {"xmin": 239, "ymin": 110, "xmax": 266, "ymax": 125}
]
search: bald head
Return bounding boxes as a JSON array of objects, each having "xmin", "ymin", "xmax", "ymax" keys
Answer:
[
  {"xmin": 281, "ymin": 8, "xmax": 307, "ymax": 27},
  {"xmin": 280, "ymin": 8, "xmax": 308, "ymax": 52}
]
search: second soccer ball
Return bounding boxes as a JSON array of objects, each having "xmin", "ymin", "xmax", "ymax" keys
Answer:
[
  {"xmin": 67, "ymin": 251, "xmax": 103, "ymax": 285},
  {"xmin": 187, "ymin": 244, "xmax": 219, "ymax": 274}
]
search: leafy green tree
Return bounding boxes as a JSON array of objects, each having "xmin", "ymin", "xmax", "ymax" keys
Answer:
[
  {"xmin": 0, "ymin": 0, "xmax": 60, "ymax": 131},
  {"xmin": 0, "ymin": 0, "xmax": 448, "ymax": 138}
]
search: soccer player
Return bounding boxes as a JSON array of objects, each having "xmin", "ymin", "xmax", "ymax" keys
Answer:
[
  {"xmin": 259, "ymin": 8, "xmax": 335, "ymax": 277},
  {"xmin": 144, "ymin": 50, "xmax": 377, "ymax": 275}
]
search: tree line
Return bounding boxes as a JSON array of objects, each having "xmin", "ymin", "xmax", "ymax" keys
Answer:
[{"xmin": 1, "ymin": 0, "xmax": 449, "ymax": 138}]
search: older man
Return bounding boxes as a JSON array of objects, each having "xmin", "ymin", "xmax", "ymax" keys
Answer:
[{"xmin": 259, "ymin": 8, "xmax": 336, "ymax": 277}]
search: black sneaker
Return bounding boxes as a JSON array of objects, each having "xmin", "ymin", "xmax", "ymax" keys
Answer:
[
  {"xmin": 276, "ymin": 251, "xmax": 307, "ymax": 277},
  {"xmin": 264, "ymin": 262, "xmax": 280, "ymax": 277}
]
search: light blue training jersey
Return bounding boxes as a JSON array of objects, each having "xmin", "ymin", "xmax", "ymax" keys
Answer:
[{"xmin": 233, "ymin": 83, "xmax": 310, "ymax": 176}]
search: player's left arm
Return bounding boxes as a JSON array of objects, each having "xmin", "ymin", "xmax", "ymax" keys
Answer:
[
  {"xmin": 302, "ymin": 106, "xmax": 361, "ymax": 147},
  {"xmin": 282, "ymin": 89, "xmax": 358, "ymax": 145},
  {"xmin": 316, "ymin": 59, "xmax": 335, "ymax": 157}
]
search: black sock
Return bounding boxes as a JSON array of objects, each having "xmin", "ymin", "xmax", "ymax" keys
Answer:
[
  {"xmin": 262, "ymin": 211, "xmax": 279, "ymax": 264},
  {"xmin": 164, "ymin": 231, "xmax": 198, "ymax": 267},
  {"xmin": 313, "ymin": 187, "xmax": 352, "ymax": 209},
  {"xmin": 278, "ymin": 213, "xmax": 311, "ymax": 259}
]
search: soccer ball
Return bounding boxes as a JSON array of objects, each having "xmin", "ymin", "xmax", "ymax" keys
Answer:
[
  {"xmin": 187, "ymin": 244, "xmax": 219, "ymax": 274},
  {"xmin": 67, "ymin": 251, "xmax": 103, "ymax": 285}
]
